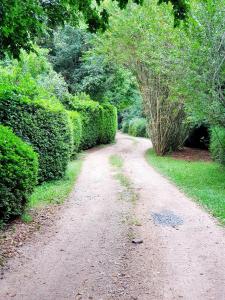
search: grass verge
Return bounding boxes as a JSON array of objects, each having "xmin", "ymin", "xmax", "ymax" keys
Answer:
[
  {"xmin": 146, "ymin": 149, "xmax": 225, "ymax": 224},
  {"xmin": 28, "ymin": 154, "xmax": 84, "ymax": 208}
]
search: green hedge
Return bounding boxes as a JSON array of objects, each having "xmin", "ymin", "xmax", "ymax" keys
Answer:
[
  {"xmin": 0, "ymin": 125, "xmax": 38, "ymax": 224},
  {"xmin": 100, "ymin": 103, "xmax": 117, "ymax": 144},
  {"xmin": 0, "ymin": 98, "xmax": 72, "ymax": 182},
  {"xmin": 128, "ymin": 118, "xmax": 148, "ymax": 137},
  {"xmin": 210, "ymin": 126, "xmax": 225, "ymax": 164},
  {"xmin": 68, "ymin": 111, "xmax": 82, "ymax": 157},
  {"xmin": 70, "ymin": 99, "xmax": 103, "ymax": 150}
]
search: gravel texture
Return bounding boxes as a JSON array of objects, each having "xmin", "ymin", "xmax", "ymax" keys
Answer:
[
  {"xmin": 151, "ymin": 210, "xmax": 184, "ymax": 227},
  {"xmin": 0, "ymin": 133, "xmax": 224, "ymax": 300}
]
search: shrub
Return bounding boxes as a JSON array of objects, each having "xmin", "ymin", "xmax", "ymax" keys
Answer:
[
  {"xmin": 0, "ymin": 98, "xmax": 72, "ymax": 182},
  {"xmin": 68, "ymin": 111, "xmax": 82, "ymax": 157},
  {"xmin": 0, "ymin": 125, "xmax": 38, "ymax": 224},
  {"xmin": 210, "ymin": 126, "xmax": 225, "ymax": 164},
  {"xmin": 70, "ymin": 99, "xmax": 103, "ymax": 150},
  {"xmin": 128, "ymin": 118, "xmax": 148, "ymax": 137},
  {"xmin": 122, "ymin": 121, "xmax": 129, "ymax": 133},
  {"xmin": 100, "ymin": 103, "xmax": 117, "ymax": 144}
]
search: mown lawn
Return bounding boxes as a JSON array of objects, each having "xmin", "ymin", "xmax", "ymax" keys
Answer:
[
  {"xmin": 28, "ymin": 154, "xmax": 84, "ymax": 208},
  {"xmin": 146, "ymin": 149, "xmax": 225, "ymax": 224}
]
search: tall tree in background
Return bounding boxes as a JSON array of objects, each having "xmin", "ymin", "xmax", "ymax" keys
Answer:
[
  {"xmin": 95, "ymin": 0, "xmax": 188, "ymax": 155},
  {"xmin": 51, "ymin": 25, "xmax": 140, "ymax": 112}
]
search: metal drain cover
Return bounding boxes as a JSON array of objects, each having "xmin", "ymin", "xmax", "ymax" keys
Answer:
[{"xmin": 151, "ymin": 210, "xmax": 183, "ymax": 227}]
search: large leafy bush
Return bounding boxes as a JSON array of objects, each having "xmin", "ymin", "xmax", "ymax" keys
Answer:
[
  {"xmin": 0, "ymin": 98, "xmax": 72, "ymax": 182},
  {"xmin": 0, "ymin": 125, "xmax": 38, "ymax": 224},
  {"xmin": 128, "ymin": 118, "xmax": 148, "ymax": 138}
]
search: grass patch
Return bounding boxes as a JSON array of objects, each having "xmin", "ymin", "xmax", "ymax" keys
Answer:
[
  {"xmin": 115, "ymin": 173, "xmax": 138, "ymax": 204},
  {"xmin": 28, "ymin": 154, "xmax": 84, "ymax": 208},
  {"xmin": 109, "ymin": 154, "xmax": 124, "ymax": 168},
  {"xmin": 146, "ymin": 149, "xmax": 225, "ymax": 223}
]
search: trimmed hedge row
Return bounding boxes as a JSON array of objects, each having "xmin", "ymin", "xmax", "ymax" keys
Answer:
[
  {"xmin": 0, "ymin": 95, "xmax": 117, "ymax": 224},
  {"xmin": 100, "ymin": 103, "xmax": 117, "ymax": 144},
  {"xmin": 0, "ymin": 125, "xmax": 38, "ymax": 224},
  {"xmin": 71, "ymin": 99, "xmax": 103, "ymax": 150},
  {"xmin": 0, "ymin": 98, "xmax": 72, "ymax": 182},
  {"xmin": 70, "ymin": 99, "xmax": 117, "ymax": 149}
]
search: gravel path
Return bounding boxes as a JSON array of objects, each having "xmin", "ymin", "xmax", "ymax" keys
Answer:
[{"xmin": 0, "ymin": 133, "xmax": 224, "ymax": 300}]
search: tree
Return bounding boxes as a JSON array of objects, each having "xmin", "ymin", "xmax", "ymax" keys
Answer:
[
  {"xmin": 181, "ymin": 0, "xmax": 225, "ymax": 127},
  {"xmin": 51, "ymin": 25, "xmax": 139, "ymax": 112},
  {"xmin": 95, "ymin": 0, "xmax": 188, "ymax": 155},
  {"xmin": 0, "ymin": 0, "xmax": 188, "ymax": 59}
]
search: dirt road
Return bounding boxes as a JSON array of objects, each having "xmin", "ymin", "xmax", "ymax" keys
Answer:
[{"xmin": 0, "ymin": 133, "xmax": 225, "ymax": 300}]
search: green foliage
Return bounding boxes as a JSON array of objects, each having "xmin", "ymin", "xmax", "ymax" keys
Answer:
[
  {"xmin": 0, "ymin": 98, "xmax": 72, "ymax": 182},
  {"xmin": 0, "ymin": 0, "xmax": 187, "ymax": 59},
  {"xmin": 0, "ymin": 48, "xmax": 67, "ymax": 109},
  {"xmin": 68, "ymin": 111, "xmax": 83, "ymax": 157},
  {"xmin": 146, "ymin": 149, "xmax": 225, "ymax": 223},
  {"xmin": 70, "ymin": 98, "xmax": 103, "ymax": 150},
  {"xmin": 122, "ymin": 121, "xmax": 129, "ymax": 133},
  {"xmin": 0, "ymin": 125, "xmax": 38, "ymax": 224},
  {"xmin": 210, "ymin": 127, "xmax": 225, "ymax": 165},
  {"xmin": 96, "ymin": 0, "xmax": 187, "ymax": 154},
  {"xmin": 182, "ymin": 0, "xmax": 225, "ymax": 128},
  {"xmin": 128, "ymin": 118, "xmax": 147, "ymax": 138},
  {"xmin": 100, "ymin": 103, "xmax": 117, "ymax": 144},
  {"xmin": 67, "ymin": 97, "xmax": 117, "ymax": 149},
  {"xmin": 51, "ymin": 26, "xmax": 139, "ymax": 112}
]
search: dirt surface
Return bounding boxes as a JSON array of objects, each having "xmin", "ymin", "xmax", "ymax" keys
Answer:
[
  {"xmin": 0, "ymin": 133, "xmax": 224, "ymax": 300},
  {"xmin": 171, "ymin": 147, "xmax": 211, "ymax": 161}
]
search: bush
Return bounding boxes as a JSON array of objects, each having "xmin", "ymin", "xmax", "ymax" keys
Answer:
[
  {"xmin": 122, "ymin": 121, "xmax": 129, "ymax": 133},
  {"xmin": 68, "ymin": 111, "xmax": 82, "ymax": 157},
  {"xmin": 128, "ymin": 118, "xmax": 148, "ymax": 137},
  {"xmin": 0, "ymin": 125, "xmax": 38, "ymax": 224},
  {"xmin": 100, "ymin": 103, "xmax": 117, "ymax": 144},
  {"xmin": 0, "ymin": 98, "xmax": 72, "ymax": 182},
  {"xmin": 210, "ymin": 126, "xmax": 225, "ymax": 164},
  {"xmin": 70, "ymin": 99, "xmax": 103, "ymax": 150}
]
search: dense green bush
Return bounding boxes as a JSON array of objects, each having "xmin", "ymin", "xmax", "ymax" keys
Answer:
[
  {"xmin": 68, "ymin": 111, "xmax": 82, "ymax": 157},
  {"xmin": 67, "ymin": 98, "xmax": 117, "ymax": 149},
  {"xmin": 100, "ymin": 103, "xmax": 117, "ymax": 144},
  {"xmin": 122, "ymin": 121, "xmax": 129, "ymax": 133},
  {"xmin": 70, "ymin": 99, "xmax": 103, "ymax": 150},
  {"xmin": 210, "ymin": 126, "xmax": 225, "ymax": 164},
  {"xmin": 0, "ymin": 98, "xmax": 72, "ymax": 182},
  {"xmin": 124, "ymin": 118, "xmax": 148, "ymax": 137},
  {"xmin": 0, "ymin": 125, "xmax": 38, "ymax": 224}
]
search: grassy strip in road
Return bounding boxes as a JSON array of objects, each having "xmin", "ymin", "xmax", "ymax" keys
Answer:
[
  {"xmin": 109, "ymin": 154, "xmax": 124, "ymax": 168},
  {"xmin": 109, "ymin": 154, "xmax": 138, "ymax": 204},
  {"xmin": 146, "ymin": 149, "xmax": 225, "ymax": 224},
  {"xmin": 28, "ymin": 154, "xmax": 84, "ymax": 208}
]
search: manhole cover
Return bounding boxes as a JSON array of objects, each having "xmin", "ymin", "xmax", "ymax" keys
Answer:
[{"xmin": 151, "ymin": 210, "xmax": 183, "ymax": 227}]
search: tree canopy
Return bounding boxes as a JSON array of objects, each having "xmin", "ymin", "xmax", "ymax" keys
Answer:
[{"xmin": 0, "ymin": 0, "xmax": 188, "ymax": 58}]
